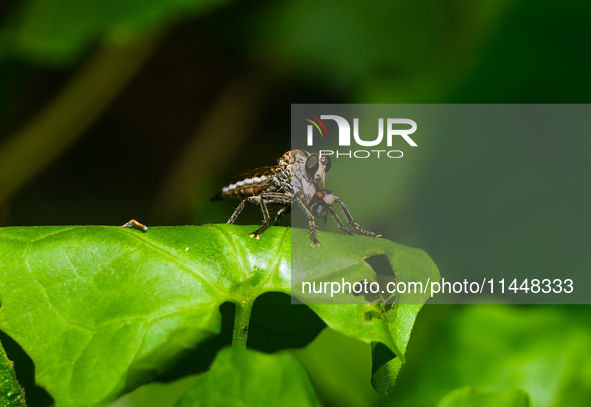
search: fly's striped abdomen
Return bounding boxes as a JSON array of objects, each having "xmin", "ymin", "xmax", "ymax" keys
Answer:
[
  {"xmin": 211, "ymin": 151, "xmax": 293, "ymax": 202},
  {"xmin": 211, "ymin": 174, "xmax": 278, "ymax": 201}
]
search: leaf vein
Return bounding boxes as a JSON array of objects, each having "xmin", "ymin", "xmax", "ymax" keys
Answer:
[{"xmin": 113, "ymin": 228, "xmax": 225, "ymax": 294}]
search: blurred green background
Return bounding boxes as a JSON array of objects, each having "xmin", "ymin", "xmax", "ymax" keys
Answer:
[{"xmin": 0, "ymin": 0, "xmax": 590, "ymax": 406}]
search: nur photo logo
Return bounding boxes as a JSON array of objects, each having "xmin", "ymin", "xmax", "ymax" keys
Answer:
[{"xmin": 303, "ymin": 113, "xmax": 418, "ymax": 158}]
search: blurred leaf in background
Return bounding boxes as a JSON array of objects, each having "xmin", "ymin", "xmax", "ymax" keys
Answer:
[
  {"xmin": 435, "ymin": 386, "xmax": 532, "ymax": 407},
  {"xmin": 217, "ymin": 0, "xmax": 510, "ymax": 103},
  {"xmin": 0, "ymin": 0, "xmax": 230, "ymax": 65},
  {"xmin": 386, "ymin": 305, "xmax": 591, "ymax": 407},
  {"xmin": 173, "ymin": 347, "xmax": 322, "ymax": 407}
]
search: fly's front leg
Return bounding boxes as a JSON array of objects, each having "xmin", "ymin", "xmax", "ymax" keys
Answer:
[
  {"xmin": 274, "ymin": 206, "xmax": 291, "ymax": 226},
  {"xmin": 294, "ymin": 196, "xmax": 321, "ymax": 247},
  {"xmin": 333, "ymin": 196, "xmax": 382, "ymax": 238},
  {"xmin": 327, "ymin": 207, "xmax": 354, "ymax": 235}
]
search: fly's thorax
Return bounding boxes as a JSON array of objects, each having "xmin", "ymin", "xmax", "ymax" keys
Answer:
[
  {"xmin": 288, "ymin": 149, "xmax": 319, "ymax": 204},
  {"xmin": 291, "ymin": 174, "xmax": 318, "ymax": 204}
]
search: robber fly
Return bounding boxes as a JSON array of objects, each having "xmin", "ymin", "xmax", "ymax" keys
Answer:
[{"xmin": 211, "ymin": 149, "xmax": 381, "ymax": 247}]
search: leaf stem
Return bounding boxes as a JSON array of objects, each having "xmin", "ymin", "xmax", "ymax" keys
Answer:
[{"xmin": 232, "ymin": 299, "xmax": 253, "ymax": 349}]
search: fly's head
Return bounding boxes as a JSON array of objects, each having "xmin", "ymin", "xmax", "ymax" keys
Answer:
[
  {"xmin": 289, "ymin": 150, "xmax": 332, "ymax": 203},
  {"xmin": 305, "ymin": 153, "xmax": 331, "ymax": 188}
]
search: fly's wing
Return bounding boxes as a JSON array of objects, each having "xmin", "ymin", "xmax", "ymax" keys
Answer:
[
  {"xmin": 210, "ymin": 166, "xmax": 278, "ymax": 201},
  {"xmin": 232, "ymin": 166, "xmax": 277, "ymax": 180}
]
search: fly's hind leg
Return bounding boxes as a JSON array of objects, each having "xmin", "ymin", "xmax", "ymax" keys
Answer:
[
  {"xmin": 251, "ymin": 193, "xmax": 292, "ymax": 238},
  {"xmin": 333, "ymin": 196, "xmax": 381, "ymax": 238},
  {"xmin": 250, "ymin": 196, "xmax": 272, "ymax": 239},
  {"xmin": 227, "ymin": 198, "xmax": 249, "ymax": 224},
  {"xmin": 227, "ymin": 196, "xmax": 270, "ymax": 239},
  {"xmin": 228, "ymin": 193, "xmax": 291, "ymax": 240}
]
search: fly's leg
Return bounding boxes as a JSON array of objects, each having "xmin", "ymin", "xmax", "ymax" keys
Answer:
[
  {"xmin": 251, "ymin": 193, "xmax": 292, "ymax": 237},
  {"xmin": 327, "ymin": 207, "xmax": 354, "ymax": 235},
  {"xmin": 260, "ymin": 193, "xmax": 292, "ymax": 205},
  {"xmin": 274, "ymin": 206, "xmax": 291, "ymax": 226},
  {"xmin": 249, "ymin": 197, "xmax": 272, "ymax": 238},
  {"xmin": 333, "ymin": 196, "xmax": 382, "ymax": 238},
  {"xmin": 229, "ymin": 196, "xmax": 271, "ymax": 239},
  {"xmin": 294, "ymin": 196, "xmax": 321, "ymax": 247},
  {"xmin": 227, "ymin": 198, "xmax": 249, "ymax": 224},
  {"xmin": 261, "ymin": 193, "xmax": 292, "ymax": 227},
  {"xmin": 228, "ymin": 193, "xmax": 291, "ymax": 239}
]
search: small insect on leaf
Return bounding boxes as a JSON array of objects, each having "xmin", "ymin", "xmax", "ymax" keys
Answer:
[{"xmin": 120, "ymin": 219, "xmax": 148, "ymax": 232}]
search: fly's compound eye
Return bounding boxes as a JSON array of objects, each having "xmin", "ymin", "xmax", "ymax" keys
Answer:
[
  {"xmin": 306, "ymin": 154, "xmax": 319, "ymax": 177},
  {"xmin": 320, "ymin": 154, "xmax": 331, "ymax": 172}
]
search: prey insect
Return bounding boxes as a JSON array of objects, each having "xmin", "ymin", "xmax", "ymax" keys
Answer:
[{"xmin": 211, "ymin": 149, "xmax": 381, "ymax": 247}]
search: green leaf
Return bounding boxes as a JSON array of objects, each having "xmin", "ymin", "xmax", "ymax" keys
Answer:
[
  {"xmin": 435, "ymin": 386, "xmax": 532, "ymax": 407},
  {"xmin": 370, "ymin": 303, "xmax": 423, "ymax": 395},
  {"xmin": 291, "ymin": 230, "xmax": 439, "ymax": 395},
  {"xmin": 0, "ymin": 0, "xmax": 229, "ymax": 64},
  {"xmin": 292, "ymin": 231, "xmax": 437, "ymax": 305},
  {"xmin": 0, "ymin": 225, "xmax": 438, "ymax": 405},
  {"xmin": 0, "ymin": 339, "xmax": 26, "ymax": 407},
  {"xmin": 173, "ymin": 347, "xmax": 321, "ymax": 407},
  {"xmin": 0, "ymin": 225, "xmax": 287, "ymax": 406}
]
